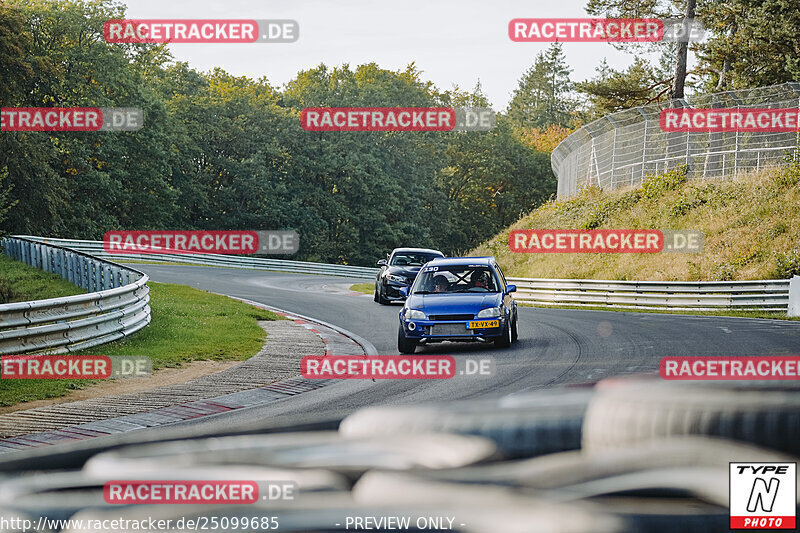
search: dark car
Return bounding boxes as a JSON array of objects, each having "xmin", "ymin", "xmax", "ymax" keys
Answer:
[
  {"xmin": 397, "ymin": 256, "xmax": 518, "ymax": 354},
  {"xmin": 374, "ymin": 247, "xmax": 445, "ymax": 304}
]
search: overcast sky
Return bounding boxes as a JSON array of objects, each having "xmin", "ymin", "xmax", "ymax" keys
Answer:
[{"xmin": 119, "ymin": 0, "xmax": 682, "ymax": 110}]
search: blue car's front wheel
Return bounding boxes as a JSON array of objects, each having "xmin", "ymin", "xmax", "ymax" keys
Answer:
[
  {"xmin": 495, "ymin": 318, "xmax": 512, "ymax": 348},
  {"xmin": 397, "ymin": 325, "xmax": 417, "ymax": 354},
  {"xmin": 511, "ymin": 313, "xmax": 518, "ymax": 342}
]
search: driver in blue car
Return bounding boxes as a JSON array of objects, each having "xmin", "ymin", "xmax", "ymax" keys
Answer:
[
  {"xmin": 469, "ymin": 270, "xmax": 489, "ymax": 290},
  {"xmin": 432, "ymin": 275, "xmax": 449, "ymax": 293}
]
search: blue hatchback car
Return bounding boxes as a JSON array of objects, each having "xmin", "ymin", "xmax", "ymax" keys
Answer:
[{"xmin": 397, "ymin": 257, "xmax": 518, "ymax": 354}]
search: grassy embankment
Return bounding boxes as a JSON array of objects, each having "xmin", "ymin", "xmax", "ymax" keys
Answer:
[
  {"xmin": 473, "ymin": 165, "xmax": 800, "ymax": 282},
  {"xmin": 0, "ymin": 254, "xmax": 85, "ymax": 303}
]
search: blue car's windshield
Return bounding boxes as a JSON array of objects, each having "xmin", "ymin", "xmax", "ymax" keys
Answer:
[{"xmin": 413, "ymin": 266, "xmax": 499, "ymax": 294}]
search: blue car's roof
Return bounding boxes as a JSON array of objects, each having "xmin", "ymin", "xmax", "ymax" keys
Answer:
[{"xmin": 425, "ymin": 256, "xmax": 495, "ymax": 267}]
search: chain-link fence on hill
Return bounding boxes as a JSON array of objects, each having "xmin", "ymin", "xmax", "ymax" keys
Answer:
[{"xmin": 552, "ymin": 82, "xmax": 800, "ymax": 198}]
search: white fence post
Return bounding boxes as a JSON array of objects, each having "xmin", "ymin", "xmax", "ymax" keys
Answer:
[{"xmin": 789, "ymin": 276, "xmax": 800, "ymax": 317}]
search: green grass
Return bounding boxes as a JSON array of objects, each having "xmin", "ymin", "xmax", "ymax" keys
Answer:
[
  {"xmin": 0, "ymin": 254, "xmax": 85, "ymax": 303},
  {"xmin": 0, "ymin": 282, "xmax": 282, "ymax": 407},
  {"xmin": 350, "ymin": 282, "xmax": 374, "ymax": 295}
]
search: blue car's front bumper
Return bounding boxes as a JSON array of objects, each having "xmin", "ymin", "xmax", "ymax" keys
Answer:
[{"xmin": 400, "ymin": 316, "xmax": 506, "ymax": 342}]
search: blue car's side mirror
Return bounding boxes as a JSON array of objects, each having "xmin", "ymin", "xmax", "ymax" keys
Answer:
[
  {"xmin": 506, "ymin": 284, "xmax": 517, "ymax": 293},
  {"xmin": 377, "ymin": 259, "xmax": 388, "ymax": 266},
  {"xmin": 399, "ymin": 286, "xmax": 408, "ymax": 297}
]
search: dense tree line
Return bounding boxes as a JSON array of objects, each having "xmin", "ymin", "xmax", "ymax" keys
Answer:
[
  {"xmin": 506, "ymin": 1, "xmax": 800, "ymax": 125},
  {"xmin": 577, "ymin": 0, "xmax": 800, "ymax": 115},
  {"xmin": 0, "ymin": 0, "xmax": 555, "ymax": 265}
]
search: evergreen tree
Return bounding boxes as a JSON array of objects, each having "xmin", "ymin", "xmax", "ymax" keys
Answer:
[{"xmin": 507, "ymin": 43, "xmax": 576, "ymax": 129}]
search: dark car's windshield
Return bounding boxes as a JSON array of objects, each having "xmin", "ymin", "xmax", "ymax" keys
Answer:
[
  {"xmin": 390, "ymin": 252, "xmax": 442, "ymax": 267},
  {"xmin": 413, "ymin": 266, "xmax": 499, "ymax": 294}
]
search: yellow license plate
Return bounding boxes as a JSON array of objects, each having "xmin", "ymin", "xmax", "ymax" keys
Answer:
[{"xmin": 468, "ymin": 320, "xmax": 499, "ymax": 329}]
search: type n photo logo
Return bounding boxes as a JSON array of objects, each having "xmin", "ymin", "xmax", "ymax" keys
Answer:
[{"xmin": 730, "ymin": 463, "xmax": 796, "ymax": 529}]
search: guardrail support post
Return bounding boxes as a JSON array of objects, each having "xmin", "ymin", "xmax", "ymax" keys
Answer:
[
  {"xmin": 82, "ymin": 256, "xmax": 90, "ymax": 290},
  {"xmin": 54, "ymin": 248, "xmax": 61, "ymax": 277},
  {"xmin": 789, "ymin": 276, "xmax": 800, "ymax": 317},
  {"xmin": 67, "ymin": 252, "xmax": 75, "ymax": 285},
  {"xmin": 607, "ymin": 116, "xmax": 618, "ymax": 190}
]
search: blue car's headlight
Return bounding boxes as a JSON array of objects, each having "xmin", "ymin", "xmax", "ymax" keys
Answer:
[
  {"xmin": 386, "ymin": 274, "xmax": 407, "ymax": 284},
  {"xmin": 405, "ymin": 309, "xmax": 426, "ymax": 319},
  {"xmin": 477, "ymin": 306, "xmax": 502, "ymax": 318}
]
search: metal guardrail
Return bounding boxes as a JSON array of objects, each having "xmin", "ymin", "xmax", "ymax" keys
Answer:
[
  {"xmin": 552, "ymin": 82, "xmax": 800, "ymax": 199},
  {"xmin": 19, "ymin": 237, "xmax": 381, "ymax": 279},
  {"xmin": 507, "ymin": 277, "xmax": 798, "ymax": 312},
  {"xmin": 9, "ymin": 236, "xmax": 798, "ymax": 315},
  {"xmin": 0, "ymin": 237, "xmax": 151, "ymax": 354}
]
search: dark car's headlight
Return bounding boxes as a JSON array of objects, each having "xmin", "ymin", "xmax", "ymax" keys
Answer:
[
  {"xmin": 386, "ymin": 274, "xmax": 407, "ymax": 283},
  {"xmin": 477, "ymin": 306, "xmax": 502, "ymax": 318},
  {"xmin": 405, "ymin": 309, "xmax": 426, "ymax": 319}
]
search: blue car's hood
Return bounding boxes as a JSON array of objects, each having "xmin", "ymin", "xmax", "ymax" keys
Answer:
[{"xmin": 405, "ymin": 292, "xmax": 502, "ymax": 315}]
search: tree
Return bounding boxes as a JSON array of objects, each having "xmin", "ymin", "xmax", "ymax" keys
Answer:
[
  {"xmin": 1, "ymin": 0, "xmax": 177, "ymax": 236},
  {"xmin": 585, "ymin": 0, "xmax": 800, "ymax": 98},
  {"xmin": 671, "ymin": 0, "xmax": 696, "ymax": 98},
  {"xmin": 696, "ymin": 0, "xmax": 800, "ymax": 91},
  {"xmin": 507, "ymin": 43, "xmax": 576, "ymax": 129},
  {"xmin": 576, "ymin": 57, "xmax": 673, "ymax": 118},
  {"xmin": 437, "ymin": 117, "xmax": 556, "ymax": 254},
  {"xmin": 517, "ymin": 124, "xmax": 573, "ymax": 153},
  {"xmin": 584, "ymin": 0, "xmax": 693, "ymax": 99},
  {"xmin": 0, "ymin": 0, "xmax": 558, "ymax": 264},
  {"xmin": 0, "ymin": 5, "xmax": 34, "ymax": 107},
  {"xmin": 0, "ymin": 1, "xmax": 67, "ymax": 234}
]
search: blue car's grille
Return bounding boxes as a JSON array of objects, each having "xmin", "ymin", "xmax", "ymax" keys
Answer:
[
  {"xmin": 428, "ymin": 314, "xmax": 474, "ymax": 321},
  {"xmin": 430, "ymin": 323, "xmax": 471, "ymax": 336}
]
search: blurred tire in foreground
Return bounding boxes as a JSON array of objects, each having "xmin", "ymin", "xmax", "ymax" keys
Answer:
[
  {"xmin": 340, "ymin": 388, "xmax": 593, "ymax": 459},
  {"xmin": 582, "ymin": 376, "xmax": 800, "ymax": 454},
  {"xmin": 82, "ymin": 432, "xmax": 498, "ymax": 478}
]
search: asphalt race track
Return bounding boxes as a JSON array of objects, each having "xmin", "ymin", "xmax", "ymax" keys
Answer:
[{"xmin": 131, "ymin": 264, "xmax": 800, "ymax": 430}]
